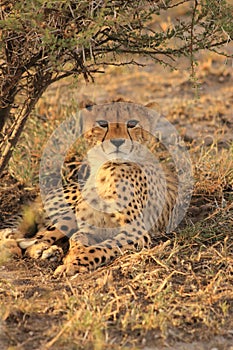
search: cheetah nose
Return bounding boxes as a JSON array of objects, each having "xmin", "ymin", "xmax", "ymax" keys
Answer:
[{"xmin": 110, "ymin": 138, "xmax": 125, "ymax": 148}]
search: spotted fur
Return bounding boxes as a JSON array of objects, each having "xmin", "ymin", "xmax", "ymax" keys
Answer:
[{"xmin": 1, "ymin": 102, "xmax": 183, "ymax": 276}]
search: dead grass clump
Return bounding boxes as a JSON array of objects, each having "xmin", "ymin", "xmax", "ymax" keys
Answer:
[{"xmin": 193, "ymin": 141, "xmax": 233, "ymax": 196}]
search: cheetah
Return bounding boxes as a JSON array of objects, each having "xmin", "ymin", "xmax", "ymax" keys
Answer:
[{"xmin": 0, "ymin": 102, "xmax": 192, "ymax": 276}]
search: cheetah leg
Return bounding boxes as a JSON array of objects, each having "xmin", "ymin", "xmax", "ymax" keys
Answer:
[{"xmin": 54, "ymin": 230, "xmax": 151, "ymax": 276}]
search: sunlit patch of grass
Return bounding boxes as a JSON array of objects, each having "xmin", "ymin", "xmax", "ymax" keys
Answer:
[
  {"xmin": 1, "ymin": 206, "xmax": 232, "ymax": 349},
  {"xmin": 193, "ymin": 141, "xmax": 233, "ymax": 196},
  {"xmin": 32, "ymin": 224, "xmax": 232, "ymax": 349}
]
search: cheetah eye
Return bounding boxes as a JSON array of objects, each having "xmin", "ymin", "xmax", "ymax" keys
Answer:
[
  {"xmin": 96, "ymin": 120, "xmax": 109, "ymax": 128},
  {"xmin": 127, "ymin": 120, "xmax": 139, "ymax": 128}
]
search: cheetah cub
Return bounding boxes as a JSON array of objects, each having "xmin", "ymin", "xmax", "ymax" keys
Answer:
[{"xmin": 0, "ymin": 102, "xmax": 192, "ymax": 276}]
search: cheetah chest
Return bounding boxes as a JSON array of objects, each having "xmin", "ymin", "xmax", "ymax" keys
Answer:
[{"xmin": 73, "ymin": 160, "xmax": 170, "ymax": 231}]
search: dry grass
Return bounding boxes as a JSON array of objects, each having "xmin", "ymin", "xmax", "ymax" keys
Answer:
[
  {"xmin": 1, "ymin": 218, "xmax": 233, "ymax": 349},
  {"xmin": 0, "ymin": 51, "xmax": 233, "ymax": 350},
  {"xmin": 194, "ymin": 142, "xmax": 233, "ymax": 196}
]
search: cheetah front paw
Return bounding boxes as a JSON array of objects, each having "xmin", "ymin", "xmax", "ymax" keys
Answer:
[
  {"xmin": 24, "ymin": 242, "xmax": 63, "ymax": 262},
  {"xmin": 40, "ymin": 245, "xmax": 64, "ymax": 262},
  {"xmin": 54, "ymin": 261, "xmax": 89, "ymax": 277}
]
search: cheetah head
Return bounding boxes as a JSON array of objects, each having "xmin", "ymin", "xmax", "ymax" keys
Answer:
[{"xmin": 78, "ymin": 102, "xmax": 160, "ymax": 164}]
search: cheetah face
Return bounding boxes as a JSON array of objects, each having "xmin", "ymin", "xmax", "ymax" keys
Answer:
[
  {"xmin": 80, "ymin": 103, "xmax": 159, "ymax": 164},
  {"xmin": 85, "ymin": 119, "xmax": 152, "ymax": 166}
]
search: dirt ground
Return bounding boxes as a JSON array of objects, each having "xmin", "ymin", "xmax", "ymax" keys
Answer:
[{"xmin": 0, "ymin": 51, "xmax": 233, "ymax": 350}]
